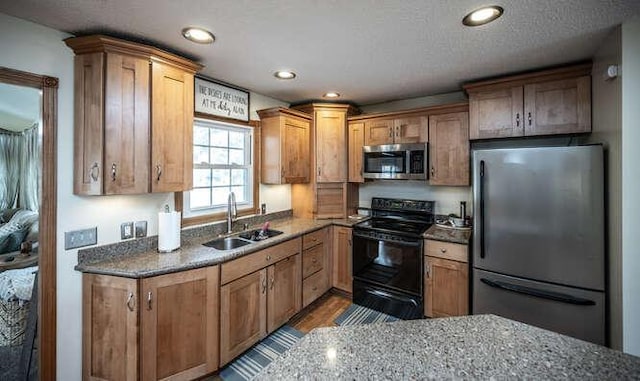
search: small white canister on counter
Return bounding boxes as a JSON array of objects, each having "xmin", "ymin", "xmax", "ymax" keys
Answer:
[{"xmin": 158, "ymin": 205, "xmax": 181, "ymax": 252}]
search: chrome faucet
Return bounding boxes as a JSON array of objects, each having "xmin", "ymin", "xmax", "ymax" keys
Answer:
[{"xmin": 227, "ymin": 191, "xmax": 237, "ymax": 234}]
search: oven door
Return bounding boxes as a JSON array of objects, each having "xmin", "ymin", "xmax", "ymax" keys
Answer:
[{"xmin": 352, "ymin": 229, "xmax": 423, "ymax": 318}]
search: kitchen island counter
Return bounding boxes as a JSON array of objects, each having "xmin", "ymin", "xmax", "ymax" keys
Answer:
[{"xmin": 257, "ymin": 314, "xmax": 640, "ymax": 380}]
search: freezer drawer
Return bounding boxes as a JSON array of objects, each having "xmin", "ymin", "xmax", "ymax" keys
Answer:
[{"xmin": 473, "ymin": 269, "xmax": 605, "ymax": 345}]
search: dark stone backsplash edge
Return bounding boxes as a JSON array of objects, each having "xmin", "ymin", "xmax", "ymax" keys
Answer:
[{"xmin": 77, "ymin": 209, "xmax": 293, "ymax": 265}]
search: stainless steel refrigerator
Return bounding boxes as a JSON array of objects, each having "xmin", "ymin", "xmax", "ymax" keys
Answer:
[{"xmin": 472, "ymin": 145, "xmax": 606, "ymax": 345}]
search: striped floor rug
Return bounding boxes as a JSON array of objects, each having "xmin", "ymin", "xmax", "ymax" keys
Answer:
[
  {"xmin": 219, "ymin": 325, "xmax": 303, "ymax": 381},
  {"xmin": 334, "ymin": 304, "xmax": 399, "ymax": 326}
]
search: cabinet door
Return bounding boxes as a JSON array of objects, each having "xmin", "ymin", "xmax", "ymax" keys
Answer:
[
  {"xmin": 282, "ymin": 116, "xmax": 310, "ymax": 183},
  {"xmin": 73, "ymin": 52, "xmax": 104, "ymax": 195},
  {"xmin": 83, "ymin": 274, "xmax": 138, "ymax": 381},
  {"xmin": 348, "ymin": 122, "xmax": 364, "ymax": 183},
  {"xmin": 469, "ymin": 87, "xmax": 523, "ymax": 139},
  {"xmin": 141, "ymin": 266, "xmax": 219, "ymax": 381},
  {"xmin": 425, "ymin": 256, "xmax": 468, "ymax": 318},
  {"xmin": 316, "ymin": 183, "xmax": 346, "ymax": 218},
  {"xmin": 151, "ymin": 61, "xmax": 194, "ymax": 192},
  {"xmin": 332, "ymin": 226, "xmax": 352, "ymax": 293},
  {"xmin": 220, "ymin": 269, "xmax": 267, "ymax": 366},
  {"xmin": 429, "ymin": 112, "xmax": 470, "ymax": 186},
  {"xmin": 316, "ymin": 110, "xmax": 347, "ymax": 182},
  {"xmin": 524, "ymin": 76, "xmax": 591, "ymax": 136},
  {"xmin": 363, "ymin": 118, "xmax": 393, "ymax": 145},
  {"xmin": 104, "ymin": 53, "xmax": 150, "ymax": 194},
  {"xmin": 267, "ymin": 255, "xmax": 302, "ymax": 333},
  {"xmin": 394, "ymin": 115, "xmax": 428, "ymax": 143}
]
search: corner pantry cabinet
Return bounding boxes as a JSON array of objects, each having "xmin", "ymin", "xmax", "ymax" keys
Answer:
[
  {"xmin": 257, "ymin": 107, "xmax": 311, "ymax": 184},
  {"xmin": 65, "ymin": 35, "xmax": 202, "ymax": 195},
  {"xmin": 464, "ymin": 63, "xmax": 592, "ymax": 140},
  {"xmin": 82, "ymin": 266, "xmax": 219, "ymax": 381}
]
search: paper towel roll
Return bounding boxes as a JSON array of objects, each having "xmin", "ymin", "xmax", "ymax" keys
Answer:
[{"xmin": 158, "ymin": 211, "xmax": 181, "ymax": 252}]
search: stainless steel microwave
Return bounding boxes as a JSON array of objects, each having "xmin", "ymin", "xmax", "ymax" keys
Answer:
[{"xmin": 363, "ymin": 143, "xmax": 428, "ymax": 180}]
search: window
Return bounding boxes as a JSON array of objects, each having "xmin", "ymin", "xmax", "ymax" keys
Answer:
[{"xmin": 183, "ymin": 118, "xmax": 254, "ymax": 218}]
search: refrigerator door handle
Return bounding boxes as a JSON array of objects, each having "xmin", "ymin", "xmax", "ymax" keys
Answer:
[
  {"xmin": 480, "ymin": 278, "xmax": 596, "ymax": 306},
  {"xmin": 479, "ymin": 160, "xmax": 486, "ymax": 259}
]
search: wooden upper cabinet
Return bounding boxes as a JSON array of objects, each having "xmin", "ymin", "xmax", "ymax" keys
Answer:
[
  {"xmin": 364, "ymin": 118, "xmax": 394, "ymax": 145},
  {"xmin": 524, "ymin": 76, "xmax": 591, "ymax": 136},
  {"xmin": 348, "ymin": 121, "xmax": 364, "ymax": 183},
  {"xmin": 151, "ymin": 61, "xmax": 194, "ymax": 192},
  {"xmin": 65, "ymin": 35, "xmax": 202, "ymax": 195},
  {"xmin": 468, "ymin": 87, "xmax": 523, "ymax": 139},
  {"xmin": 71, "ymin": 52, "xmax": 150, "ymax": 195},
  {"xmin": 141, "ymin": 266, "xmax": 219, "ymax": 380},
  {"xmin": 429, "ymin": 112, "xmax": 470, "ymax": 186},
  {"xmin": 394, "ymin": 115, "xmax": 428, "ymax": 143},
  {"xmin": 258, "ymin": 108, "xmax": 311, "ymax": 184},
  {"xmin": 465, "ymin": 63, "xmax": 592, "ymax": 140},
  {"xmin": 315, "ymin": 109, "xmax": 347, "ymax": 182}
]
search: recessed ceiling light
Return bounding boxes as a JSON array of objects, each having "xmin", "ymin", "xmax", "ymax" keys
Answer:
[
  {"xmin": 274, "ymin": 71, "xmax": 296, "ymax": 79},
  {"xmin": 323, "ymin": 92, "xmax": 340, "ymax": 98},
  {"xmin": 462, "ymin": 6, "xmax": 503, "ymax": 26},
  {"xmin": 181, "ymin": 27, "xmax": 215, "ymax": 44}
]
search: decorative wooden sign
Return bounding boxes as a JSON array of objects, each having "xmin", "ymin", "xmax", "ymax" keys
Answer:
[{"xmin": 195, "ymin": 77, "xmax": 250, "ymax": 122}]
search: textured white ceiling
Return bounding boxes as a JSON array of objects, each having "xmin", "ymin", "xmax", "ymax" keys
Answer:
[{"xmin": 1, "ymin": 0, "xmax": 639, "ymax": 106}]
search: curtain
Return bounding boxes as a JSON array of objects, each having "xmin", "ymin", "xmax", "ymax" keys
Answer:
[
  {"xmin": 0, "ymin": 128, "xmax": 23, "ymax": 210},
  {"xmin": 19, "ymin": 125, "xmax": 40, "ymax": 211},
  {"xmin": 0, "ymin": 124, "xmax": 39, "ymax": 211}
]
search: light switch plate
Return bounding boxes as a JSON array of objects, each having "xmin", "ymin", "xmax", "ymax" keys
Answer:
[
  {"xmin": 121, "ymin": 222, "xmax": 134, "ymax": 240},
  {"xmin": 135, "ymin": 221, "xmax": 147, "ymax": 238},
  {"xmin": 64, "ymin": 227, "xmax": 97, "ymax": 250}
]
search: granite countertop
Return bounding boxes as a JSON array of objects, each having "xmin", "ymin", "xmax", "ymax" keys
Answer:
[
  {"xmin": 75, "ymin": 217, "xmax": 336, "ymax": 278},
  {"xmin": 258, "ymin": 314, "xmax": 640, "ymax": 380},
  {"xmin": 423, "ymin": 224, "xmax": 472, "ymax": 244}
]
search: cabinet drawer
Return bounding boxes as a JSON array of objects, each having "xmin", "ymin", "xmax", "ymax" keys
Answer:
[
  {"xmin": 303, "ymin": 229, "xmax": 326, "ymax": 250},
  {"xmin": 302, "ymin": 244, "xmax": 324, "ymax": 278},
  {"xmin": 302, "ymin": 268, "xmax": 329, "ymax": 307},
  {"xmin": 221, "ymin": 238, "xmax": 301, "ymax": 284},
  {"xmin": 425, "ymin": 240, "xmax": 468, "ymax": 263}
]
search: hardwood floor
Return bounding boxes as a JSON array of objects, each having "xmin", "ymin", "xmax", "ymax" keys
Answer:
[{"xmin": 289, "ymin": 292, "xmax": 351, "ymax": 334}]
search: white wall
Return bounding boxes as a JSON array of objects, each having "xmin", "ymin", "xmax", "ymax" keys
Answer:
[
  {"xmin": 582, "ymin": 27, "xmax": 623, "ymax": 349},
  {"xmin": 0, "ymin": 12, "xmax": 290, "ymax": 380},
  {"xmin": 359, "ymin": 182, "xmax": 471, "ymax": 216},
  {"xmin": 621, "ymin": 17, "xmax": 640, "ymax": 356}
]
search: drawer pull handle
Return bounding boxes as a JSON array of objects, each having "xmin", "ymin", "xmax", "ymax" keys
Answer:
[
  {"xmin": 312, "ymin": 286, "xmax": 317, "ymax": 291},
  {"xmin": 312, "ymin": 258, "xmax": 317, "ymax": 263},
  {"xmin": 126, "ymin": 292, "xmax": 135, "ymax": 311},
  {"xmin": 440, "ymin": 248, "xmax": 447, "ymax": 253},
  {"xmin": 266, "ymin": 255, "xmax": 271, "ymax": 261}
]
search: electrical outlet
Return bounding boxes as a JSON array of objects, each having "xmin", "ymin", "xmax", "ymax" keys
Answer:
[
  {"xmin": 121, "ymin": 222, "xmax": 134, "ymax": 240},
  {"xmin": 135, "ymin": 221, "xmax": 147, "ymax": 238},
  {"xmin": 64, "ymin": 227, "xmax": 97, "ymax": 250}
]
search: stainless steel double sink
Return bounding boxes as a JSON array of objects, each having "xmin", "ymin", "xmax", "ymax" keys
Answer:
[{"xmin": 202, "ymin": 229, "xmax": 283, "ymax": 251}]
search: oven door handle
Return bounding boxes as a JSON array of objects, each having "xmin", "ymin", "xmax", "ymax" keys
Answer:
[
  {"xmin": 353, "ymin": 231, "xmax": 422, "ymax": 247},
  {"xmin": 366, "ymin": 288, "xmax": 419, "ymax": 307}
]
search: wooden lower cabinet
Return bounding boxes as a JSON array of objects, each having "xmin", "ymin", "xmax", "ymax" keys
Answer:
[
  {"xmin": 332, "ymin": 226, "xmax": 352, "ymax": 293},
  {"xmin": 220, "ymin": 252, "xmax": 302, "ymax": 366},
  {"xmin": 424, "ymin": 240, "xmax": 469, "ymax": 318},
  {"xmin": 302, "ymin": 228, "xmax": 331, "ymax": 307},
  {"xmin": 83, "ymin": 266, "xmax": 219, "ymax": 381},
  {"xmin": 220, "ymin": 269, "xmax": 267, "ymax": 366}
]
